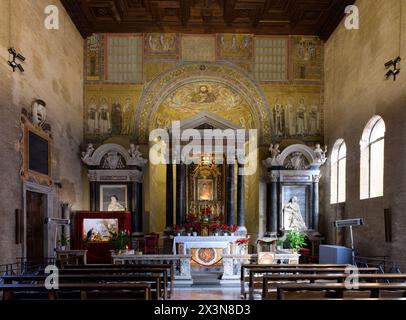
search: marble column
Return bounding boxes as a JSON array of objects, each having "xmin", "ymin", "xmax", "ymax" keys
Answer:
[
  {"xmin": 237, "ymin": 164, "xmax": 246, "ymax": 233},
  {"xmin": 265, "ymin": 181, "xmax": 272, "ymax": 234},
  {"xmin": 312, "ymin": 174, "xmax": 320, "ymax": 230},
  {"xmin": 132, "ymin": 182, "xmax": 143, "ymax": 234},
  {"xmin": 270, "ymin": 172, "xmax": 279, "ymax": 235},
  {"xmin": 89, "ymin": 181, "xmax": 97, "ymax": 211},
  {"xmin": 166, "ymin": 164, "xmax": 174, "ymax": 228},
  {"xmin": 226, "ymin": 164, "xmax": 235, "ymax": 226},
  {"xmin": 176, "ymin": 163, "xmax": 186, "ymax": 225}
]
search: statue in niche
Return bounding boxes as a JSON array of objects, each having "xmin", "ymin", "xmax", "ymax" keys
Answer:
[
  {"xmin": 87, "ymin": 97, "xmax": 98, "ymax": 135},
  {"xmin": 308, "ymin": 100, "xmax": 320, "ymax": 136},
  {"xmin": 191, "ymin": 85, "xmax": 217, "ymax": 104},
  {"xmin": 273, "ymin": 98, "xmax": 284, "ymax": 137},
  {"xmin": 314, "ymin": 144, "xmax": 328, "ymax": 163},
  {"xmin": 128, "ymin": 144, "xmax": 148, "ymax": 166},
  {"xmin": 283, "ymin": 197, "xmax": 307, "ymax": 231},
  {"xmin": 111, "ymin": 98, "xmax": 122, "ymax": 135},
  {"xmin": 81, "ymin": 143, "xmax": 95, "ymax": 161},
  {"xmin": 121, "ymin": 98, "xmax": 133, "ymax": 135},
  {"xmin": 284, "ymin": 97, "xmax": 296, "ymax": 136},
  {"xmin": 296, "ymin": 98, "xmax": 307, "ymax": 136},
  {"xmin": 98, "ymin": 98, "xmax": 111, "ymax": 136}
]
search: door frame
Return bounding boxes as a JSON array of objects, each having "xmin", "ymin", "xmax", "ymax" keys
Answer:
[{"xmin": 22, "ymin": 181, "xmax": 53, "ymax": 259}]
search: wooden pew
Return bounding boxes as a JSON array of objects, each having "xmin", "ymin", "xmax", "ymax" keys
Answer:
[
  {"xmin": 2, "ymin": 274, "xmax": 163, "ymax": 300},
  {"xmin": 262, "ymin": 273, "xmax": 406, "ymax": 299},
  {"xmin": 273, "ymin": 282, "xmax": 406, "ymax": 300},
  {"xmin": 58, "ymin": 267, "xmax": 170, "ymax": 299},
  {"xmin": 241, "ymin": 266, "xmax": 379, "ymax": 299},
  {"xmin": 61, "ymin": 263, "xmax": 174, "ymax": 298},
  {"xmin": 0, "ymin": 283, "xmax": 152, "ymax": 300}
]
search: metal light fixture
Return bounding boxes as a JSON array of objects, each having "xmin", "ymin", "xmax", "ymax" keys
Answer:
[
  {"xmin": 7, "ymin": 47, "xmax": 25, "ymax": 72},
  {"xmin": 385, "ymin": 56, "xmax": 401, "ymax": 81}
]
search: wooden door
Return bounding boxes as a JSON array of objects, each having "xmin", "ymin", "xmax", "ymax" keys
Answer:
[{"xmin": 26, "ymin": 191, "xmax": 45, "ymax": 261}]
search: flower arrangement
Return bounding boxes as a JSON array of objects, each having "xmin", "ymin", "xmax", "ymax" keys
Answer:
[
  {"xmin": 58, "ymin": 233, "xmax": 70, "ymax": 250},
  {"xmin": 228, "ymin": 225, "xmax": 238, "ymax": 234},
  {"xmin": 236, "ymin": 238, "xmax": 250, "ymax": 255},
  {"xmin": 109, "ymin": 230, "xmax": 130, "ymax": 251},
  {"xmin": 236, "ymin": 238, "xmax": 250, "ymax": 246},
  {"xmin": 192, "ymin": 222, "xmax": 201, "ymax": 233}
]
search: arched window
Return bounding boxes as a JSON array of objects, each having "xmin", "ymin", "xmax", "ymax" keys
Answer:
[
  {"xmin": 331, "ymin": 139, "xmax": 347, "ymax": 204},
  {"xmin": 360, "ymin": 116, "xmax": 385, "ymax": 199}
]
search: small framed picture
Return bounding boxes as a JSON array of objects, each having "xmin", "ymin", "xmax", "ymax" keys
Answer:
[
  {"xmin": 100, "ymin": 185, "xmax": 127, "ymax": 211},
  {"xmin": 197, "ymin": 179, "xmax": 214, "ymax": 201}
]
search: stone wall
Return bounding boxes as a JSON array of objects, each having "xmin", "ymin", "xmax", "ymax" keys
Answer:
[
  {"xmin": 322, "ymin": 0, "xmax": 406, "ymax": 268},
  {"xmin": 0, "ymin": 0, "xmax": 84, "ymax": 264}
]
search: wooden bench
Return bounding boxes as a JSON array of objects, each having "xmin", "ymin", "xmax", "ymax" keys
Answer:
[
  {"xmin": 0, "ymin": 283, "xmax": 152, "ymax": 300},
  {"xmin": 2, "ymin": 274, "xmax": 163, "ymax": 300},
  {"xmin": 61, "ymin": 263, "xmax": 174, "ymax": 298},
  {"xmin": 273, "ymin": 282, "xmax": 406, "ymax": 300},
  {"xmin": 241, "ymin": 265, "xmax": 379, "ymax": 299},
  {"xmin": 58, "ymin": 267, "xmax": 170, "ymax": 299},
  {"xmin": 262, "ymin": 273, "xmax": 406, "ymax": 299}
]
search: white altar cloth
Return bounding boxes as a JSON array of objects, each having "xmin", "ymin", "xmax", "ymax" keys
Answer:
[{"xmin": 173, "ymin": 236, "xmax": 244, "ymax": 255}]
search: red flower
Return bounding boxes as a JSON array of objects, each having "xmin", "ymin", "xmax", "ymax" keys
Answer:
[{"xmin": 236, "ymin": 238, "xmax": 250, "ymax": 246}]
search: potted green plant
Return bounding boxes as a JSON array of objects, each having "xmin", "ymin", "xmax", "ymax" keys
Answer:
[
  {"xmin": 109, "ymin": 230, "xmax": 130, "ymax": 254},
  {"xmin": 58, "ymin": 233, "xmax": 70, "ymax": 251},
  {"xmin": 286, "ymin": 230, "xmax": 307, "ymax": 253},
  {"xmin": 276, "ymin": 239, "xmax": 284, "ymax": 251}
]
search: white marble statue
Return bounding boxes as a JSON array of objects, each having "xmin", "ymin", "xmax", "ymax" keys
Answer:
[
  {"xmin": 283, "ymin": 196, "xmax": 307, "ymax": 231},
  {"xmin": 269, "ymin": 144, "xmax": 281, "ymax": 161},
  {"xmin": 314, "ymin": 144, "xmax": 328, "ymax": 163},
  {"xmin": 81, "ymin": 143, "xmax": 95, "ymax": 161}
]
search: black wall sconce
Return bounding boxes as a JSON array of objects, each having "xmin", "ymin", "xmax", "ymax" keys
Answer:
[
  {"xmin": 7, "ymin": 47, "xmax": 25, "ymax": 73},
  {"xmin": 385, "ymin": 56, "xmax": 401, "ymax": 81}
]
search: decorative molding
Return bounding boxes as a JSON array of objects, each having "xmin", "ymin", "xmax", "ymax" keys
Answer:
[
  {"xmin": 81, "ymin": 143, "xmax": 147, "ymax": 168},
  {"xmin": 88, "ymin": 169, "xmax": 143, "ymax": 182}
]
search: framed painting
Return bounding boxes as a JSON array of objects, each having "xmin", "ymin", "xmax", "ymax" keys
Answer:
[
  {"xmin": 100, "ymin": 185, "xmax": 128, "ymax": 211},
  {"xmin": 197, "ymin": 179, "xmax": 214, "ymax": 201},
  {"xmin": 281, "ymin": 185, "xmax": 309, "ymax": 230},
  {"xmin": 83, "ymin": 218, "xmax": 118, "ymax": 242}
]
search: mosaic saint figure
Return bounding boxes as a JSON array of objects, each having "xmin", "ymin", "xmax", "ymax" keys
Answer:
[
  {"xmin": 274, "ymin": 98, "xmax": 284, "ymax": 137},
  {"xmin": 98, "ymin": 98, "xmax": 111, "ymax": 136},
  {"xmin": 122, "ymin": 98, "xmax": 133, "ymax": 135},
  {"xmin": 284, "ymin": 97, "xmax": 296, "ymax": 136},
  {"xmin": 308, "ymin": 99, "xmax": 320, "ymax": 136},
  {"xmin": 87, "ymin": 97, "xmax": 98, "ymax": 135},
  {"xmin": 296, "ymin": 97, "xmax": 307, "ymax": 136},
  {"xmin": 111, "ymin": 98, "xmax": 122, "ymax": 135},
  {"xmin": 191, "ymin": 85, "xmax": 216, "ymax": 104}
]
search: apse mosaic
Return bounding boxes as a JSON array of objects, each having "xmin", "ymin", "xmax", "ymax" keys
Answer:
[{"xmin": 153, "ymin": 82, "xmax": 255, "ymax": 130}]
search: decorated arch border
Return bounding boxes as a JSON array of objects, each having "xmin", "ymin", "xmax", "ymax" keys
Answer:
[{"xmin": 133, "ymin": 62, "xmax": 273, "ymax": 145}]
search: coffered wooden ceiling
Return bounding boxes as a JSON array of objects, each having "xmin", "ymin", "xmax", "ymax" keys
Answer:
[{"xmin": 61, "ymin": 0, "xmax": 355, "ymax": 40}]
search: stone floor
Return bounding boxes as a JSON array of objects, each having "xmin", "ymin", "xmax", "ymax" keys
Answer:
[{"xmin": 171, "ymin": 271, "xmax": 243, "ymax": 300}]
